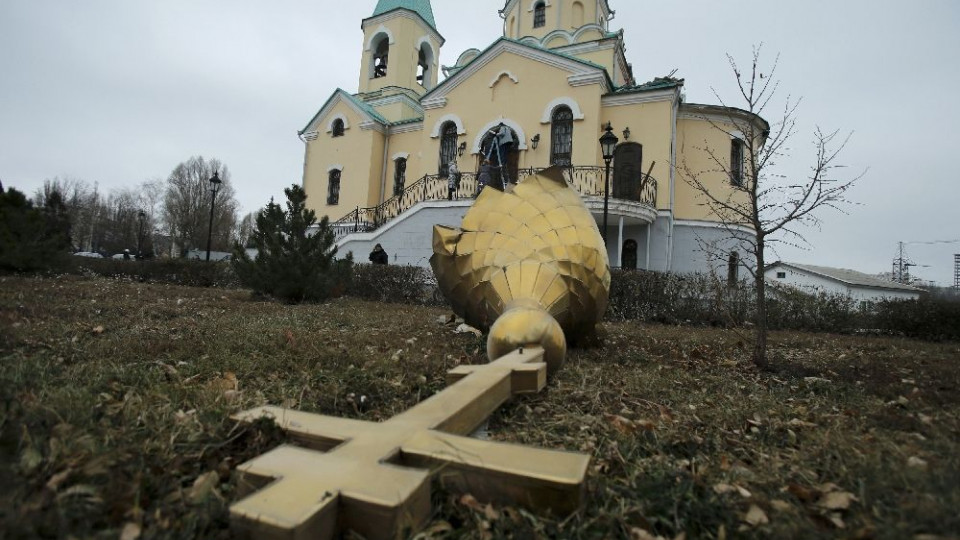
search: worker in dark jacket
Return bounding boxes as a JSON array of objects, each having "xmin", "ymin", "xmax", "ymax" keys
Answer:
[{"xmin": 369, "ymin": 243, "xmax": 389, "ymax": 265}]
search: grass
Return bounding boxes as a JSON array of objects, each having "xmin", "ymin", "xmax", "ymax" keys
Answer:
[{"xmin": 1, "ymin": 274, "xmax": 958, "ymax": 539}]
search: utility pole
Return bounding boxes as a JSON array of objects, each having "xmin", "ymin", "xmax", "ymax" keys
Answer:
[
  {"xmin": 954, "ymin": 254, "xmax": 959, "ymax": 289},
  {"xmin": 892, "ymin": 242, "xmax": 915, "ymax": 284}
]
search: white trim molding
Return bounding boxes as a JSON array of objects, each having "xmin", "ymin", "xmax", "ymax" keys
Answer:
[
  {"xmin": 527, "ymin": 0, "xmax": 551, "ymax": 11},
  {"xmin": 391, "ymin": 152, "xmax": 410, "ymax": 161},
  {"xmin": 489, "ymin": 70, "xmax": 519, "ymax": 88},
  {"xmin": 540, "ymin": 96, "xmax": 585, "ymax": 123},
  {"xmin": 326, "ymin": 114, "xmax": 350, "ymax": 133},
  {"xmin": 601, "ymin": 87, "xmax": 679, "ymax": 107},
  {"xmin": 471, "ymin": 118, "xmax": 528, "ymax": 153},
  {"xmin": 365, "ymin": 26, "xmax": 395, "ymax": 51},
  {"xmin": 327, "ymin": 164, "xmax": 344, "ymax": 173},
  {"xmin": 430, "ymin": 114, "xmax": 467, "ymax": 138}
]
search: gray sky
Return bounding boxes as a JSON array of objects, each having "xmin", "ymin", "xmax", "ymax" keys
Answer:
[{"xmin": 2, "ymin": 0, "xmax": 958, "ymax": 285}]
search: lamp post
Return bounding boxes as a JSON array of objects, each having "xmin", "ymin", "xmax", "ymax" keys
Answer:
[
  {"xmin": 206, "ymin": 171, "xmax": 222, "ymax": 262},
  {"xmin": 137, "ymin": 210, "xmax": 146, "ymax": 258},
  {"xmin": 599, "ymin": 122, "xmax": 619, "ymax": 245}
]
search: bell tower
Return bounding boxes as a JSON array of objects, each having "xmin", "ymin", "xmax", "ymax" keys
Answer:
[
  {"xmin": 500, "ymin": 0, "xmax": 614, "ymax": 42},
  {"xmin": 359, "ymin": 0, "xmax": 445, "ymax": 96}
]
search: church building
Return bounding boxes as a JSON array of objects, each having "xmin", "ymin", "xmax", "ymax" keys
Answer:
[{"xmin": 298, "ymin": 0, "xmax": 766, "ymax": 275}]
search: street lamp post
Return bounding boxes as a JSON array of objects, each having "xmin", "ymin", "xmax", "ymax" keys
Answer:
[
  {"xmin": 598, "ymin": 122, "xmax": 619, "ymax": 246},
  {"xmin": 137, "ymin": 210, "xmax": 146, "ymax": 258},
  {"xmin": 206, "ymin": 171, "xmax": 222, "ymax": 262}
]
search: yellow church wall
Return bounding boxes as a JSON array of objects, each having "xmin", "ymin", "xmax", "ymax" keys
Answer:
[
  {"xmin": 302, "ymin": 100, "xmax": 389, "ymax": 221},
  {"xmin": 420, "ymin": 53, "xmax": 606, "ymax": 176},
  {"xmin": 571, "ymin": 48, "xmax": 616, "ymax": 79},
  {"xmin": 674, "ymin": 117, "xmax": 750, "ymax": 222},
  {"xmin": 600, "ymin": 99, "xmax": 674, "ymax": 209},
  {"xmin": 503, "ymin": 0, "xmax": 603, "ymax": 41}
]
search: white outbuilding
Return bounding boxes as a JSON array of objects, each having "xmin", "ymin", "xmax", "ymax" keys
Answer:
[{"xmin": 765, "ymin": 261, "xmax": 923, "ymax": 303}]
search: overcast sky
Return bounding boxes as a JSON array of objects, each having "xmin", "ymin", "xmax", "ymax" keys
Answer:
[{"xmin": 2, "ymin": 0, "xmax": 958, "ymax": 285}]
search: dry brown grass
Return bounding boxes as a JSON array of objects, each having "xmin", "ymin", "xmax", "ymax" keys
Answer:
[{"xmin": 1, "ymin": 275, "xmax": 958, "ymax": 539}]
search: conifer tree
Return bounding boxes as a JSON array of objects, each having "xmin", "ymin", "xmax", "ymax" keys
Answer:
[
  {"xmin": 231, "ymin": 184, "xmax": 351, "ymax": 302},
  {"xmin": 0, "ymin": 185, "xmax": 71, "ymax": 271}
]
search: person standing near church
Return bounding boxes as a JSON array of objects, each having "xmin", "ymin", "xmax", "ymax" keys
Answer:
[
  {"xmin": 369, "ymin": 243, "xmax": 388, "ymax": 265},
  {"xmin": 447, "ymin": 160, "xmax": 460, "ymax": 200},
  {"xmin": 477, "ymin": 158, "xmax": 493, "ymax": 195}
]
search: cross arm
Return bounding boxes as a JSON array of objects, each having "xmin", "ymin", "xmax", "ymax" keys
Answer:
[{"xmin": 399, "ymin": 429, "xmax": 589, "ymax": 515}]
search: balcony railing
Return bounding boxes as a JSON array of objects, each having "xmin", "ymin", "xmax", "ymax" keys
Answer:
[{"xmin": 331, "ymin": 166, "xmax": 657, "ymax": 240}]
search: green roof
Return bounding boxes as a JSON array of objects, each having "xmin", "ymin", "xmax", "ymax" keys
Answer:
[{"xmin": 372, "ymin": 0, "xmax": 436, "ymax": 30}]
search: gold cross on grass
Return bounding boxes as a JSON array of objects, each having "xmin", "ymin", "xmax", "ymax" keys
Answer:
[{"xmin": 230, "ymin": 347, "xmax": 590, "ymax": 540}]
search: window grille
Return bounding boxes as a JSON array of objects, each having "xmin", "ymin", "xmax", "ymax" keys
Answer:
[
  {"xmin": 727, "ymin": 252, "xmax": 740, "ymax": 286},
  {"xmin": 327, "ymin": 169, "xmax": 341, "ymax": 205},
  {"xmin": 393, "ymin": 158, "xmax": 407, "ymax": 196},
  {"xmin": 438, "ymin": 122, "xmax": 458, "ymax": 177},
  {"xmin": 730, "ymin": 138, "xmax": 744, "ymax": 186},
  {"xmin": 550, "ymin": 106, "xmax": 574, "ymax": 167},
  {"xmin": 533, "ymin": 2, "xmax": 546, "ymax": 28}
]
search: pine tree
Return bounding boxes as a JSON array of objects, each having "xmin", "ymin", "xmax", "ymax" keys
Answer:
[
  {"xmin": 0, "ymin": 186, "xmax": 72, "ymax": 271},
  {"xmin": 231, "ymin": 185, "xmax": 351, "ymax": 302}
]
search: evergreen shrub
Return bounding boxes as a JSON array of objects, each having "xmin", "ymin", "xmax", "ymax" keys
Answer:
[{"xmin": 231, "ymin": 185, "xmax": 351, "ymax": 303}]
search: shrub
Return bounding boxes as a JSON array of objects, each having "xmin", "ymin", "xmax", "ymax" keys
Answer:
[
  {"xmin": 231, "ymin": 185, "xmax": 351, "ymax": 303},
  {"xmin": 56, "ymin": 257, "xmax": 239, "ymax": 288},
  {"xmin": 349, "ymin": 263, "xmax": 443, "ymax": 306},
  {"xmin": 873, "ymin": 296, "xmax": 960, "ymax": 341},
  {"xmin": 607, "ymin": 270, "xmax": 752, "ymax": 326},
  {"xmin": 0, "ymin": 186, "xmax": 71, "ymax": 272}
]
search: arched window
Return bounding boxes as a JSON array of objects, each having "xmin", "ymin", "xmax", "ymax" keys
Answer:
[
  {"xmin": 331, "ymin": 119, "xmax": 345, "ymax": 137},
  {"xmin": 372, "ymin": 36, "xmax": 389, "ymax": 79},
  {"xmin": 438, "ymin": 122, "xmax": 458, "ymax": 178},
  {"xmin": 730, "ymin": 138, "xmax": 745, "ymax": 186},
  {"xmin": 622, "ymin": 239, "xmax": 638, "ymax": 270},
  {"xmin": 533, "ymin": 2, "xmax": 546, "ymax": 28},
  {"xmin": 727, "ymin": 251, "xmax": 740, "ymax": 286},
  {"xmin": 416, "ymin": 43, "xmax": 434, "ymax": 88},
  {"xmin": 393, "ymin": 158, "xmax": 407, "ymax": 196},
  {"xmin": 550, "ymin": 106, "xmax": 573, "ymax": 167},
  {"xmin": 327, "ymin": 169, "xmax": 341, "ymax": 205}
]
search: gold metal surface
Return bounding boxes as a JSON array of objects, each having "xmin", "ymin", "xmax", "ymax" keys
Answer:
[
  {"xmin": 229, "ymin": 347, "xmax": 590, "ymax": 540},
  {"xmin": 431, "ymin": 167, "xmax": 611, "ymax": 373}
]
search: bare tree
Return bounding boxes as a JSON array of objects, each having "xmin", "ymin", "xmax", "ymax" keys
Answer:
[
  {"xmin": 680, "ymin": 45, "xmax": 863, "ymax": 367},
  {"xmin": 163, "ymin": 156, "xmax": 239, "ymax": 256},
  {"xmin": 235, "ymin": 211, "xmax": 257, "ymax": 249}
]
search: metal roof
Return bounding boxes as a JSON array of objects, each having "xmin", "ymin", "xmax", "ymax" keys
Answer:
[
  {"xmin": 771, "ymin": 262, "xmax": 924, "ymax": 292},
  {"xmin": 372, "ymin": 0, "xmax": 437, "ymax": 30}
]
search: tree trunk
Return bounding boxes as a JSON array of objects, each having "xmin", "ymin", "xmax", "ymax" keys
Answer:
[{"xmin": 753, "ymin": 241, "xmax": 768, "ymax": 368}]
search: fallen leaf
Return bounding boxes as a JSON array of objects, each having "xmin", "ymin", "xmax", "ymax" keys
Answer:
[
  {"xmin": 630, "ymin": 528, "xmax": 665, "ymax": 540},
  {"xmin": 770, "ymin": 499, "xmax": 792, "ymax": 512},
  {"xmin": 120, "ymin": 522, "xmax": 142, "ymax": 540},
  {"xmin": 458, "ymin": 493, "xmax": 484, "ymax": 512},
  {"xmin": 817, "ymin": 491, "xmax": 857, "ymax": 511},
  {"xmin": 454, "ymin": 323, "xmax": 482, "ymax": 337},
  {"xmin": 907, "ymin": 456, "xmax": 928, "ymax": 470},
  {"xmin": 188, "ymin": 471, "xmax": 221, "ymax": 504},
  {"xmin": 483, "ymin": 503, "xmax": 500, "ymax": 521},
  {"xmin": 91, "ymin": 325, "xmax": 105, "ymax": 335},
  {"xmin": 46, "ymin": 468, "xmax": 74, "ymax": 491},
  {"xmin": 415, "ymin": 520, "xmax": 453, "ymax": 538},
  {"xmin": 712, "ymin": 483, "xmax": 751, "ymax": 498},
  {"xmin": 744, "ymin": 504, "xmax": 769, "ymax": 526},
  {"xmin": 604, "ymin": 414, "xmax": 638, "ymax": 434},
  {"xmin": 786, "ymin": 483, "xmax": 817, "ymax": 503},
  {"xmin": 828, "ymin": 512, "xmax": 846, "ymax": 529},
  {"xmin": 787, "ymin": 418, "xmax": 817, "ymax": 428}
]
